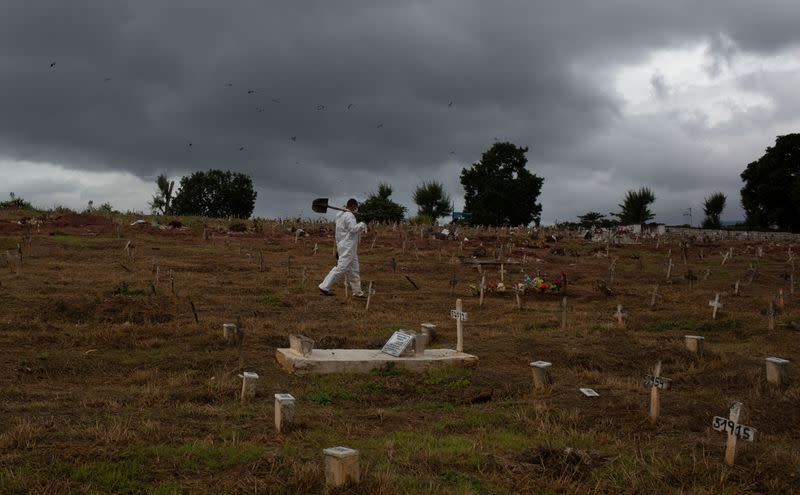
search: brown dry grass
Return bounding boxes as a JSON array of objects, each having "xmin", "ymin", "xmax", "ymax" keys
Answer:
[{"xmin": 0, "ymin": 211, "xmax": 798, "ymax": 494}]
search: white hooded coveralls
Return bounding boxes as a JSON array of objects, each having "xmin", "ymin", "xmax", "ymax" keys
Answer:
[{"xmin": 319, "ymin": 210, "xmax": 367, "ymax": 292}]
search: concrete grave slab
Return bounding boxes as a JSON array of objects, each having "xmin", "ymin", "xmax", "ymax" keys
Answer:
[{"xmin": 275, "ymin": 348, "xmax": 478, "ymax": 374}]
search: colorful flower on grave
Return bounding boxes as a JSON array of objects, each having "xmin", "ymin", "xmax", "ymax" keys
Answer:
[
  {"xmin": 538, "ymin": 282, "xmax": 550, "ymax": 291},
  {"xmin": 496, "ymin": 282, "xmax": 506, "ymax": 292},
  {"xmin": 524, "ymin": 274, "xmax": 533, "ymax": 286},
  {"xmin": 468, "ymin": 284, "xmax": 479, "ymax": 296},
  {"xmin": 515, "ymin": 283, "xmax": 526, "ymax": 294}
]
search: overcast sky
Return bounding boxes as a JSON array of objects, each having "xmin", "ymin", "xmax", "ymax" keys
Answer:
[{"xmin": 2, "ymin": 1, "xmax": 799, "ymax": 225}]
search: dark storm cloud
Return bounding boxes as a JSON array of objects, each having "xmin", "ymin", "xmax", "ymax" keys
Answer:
[{"xmin": 2, "ymin": 0, "xmax": 800, "ymax": 220}]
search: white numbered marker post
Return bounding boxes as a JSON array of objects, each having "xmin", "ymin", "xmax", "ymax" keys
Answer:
[
  {"xmin": 643, "ymin": 361, "xmax": 671, "ymax": 422},
  {"xmin": 450, "ymin": 299, "xmax": 468, "ymax": 352},
  {"xmin": 712, "ymin": 401, "xmax": 756, "ymax": 466}
]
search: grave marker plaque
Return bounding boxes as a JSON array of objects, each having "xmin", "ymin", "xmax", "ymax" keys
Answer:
[
  {"xmin": 530, "ymin": 361, "xmax": 552, "ymax": 389},
  {"xmin": 765, "ymin": 357, "xmax": 790, "ymax": 387},
  {"xmin": 381, "ymin": 331, "xmax": 414, "ymax": 357}
]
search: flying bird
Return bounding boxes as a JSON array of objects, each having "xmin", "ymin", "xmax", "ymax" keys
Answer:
[
  {"xmin": 247, "ymin": 90, "xmax": 255, "ymax": 94},
  {"xmin": 238, "ymin": 146, "xmax": 245, "ymax": 151},
  {"xmin": 226, "ymin": 83, "xmax": 233, "ymax": 87},
  {"xmin": 104, "ymin": 77, "xmax": 111, "ymax": 82},
  {"xmin": 290, "ymin": 136, "xmax": 296, "ymax": 142},
  {"xmin": 376, "ymin": 123, "xmax": 383, "ymax": 128},
  {"xmin": 188, "ymin": 142, "xmax": 193, "ymax": 147},
  {"xmin": 316, "ymin": 104, "xmax": 326, "ymax": 111},
  {"xmin": 450, "ymin": 151, "xmax": 455, "ymax": 154},
  {"xmin": 255, "ymin": 106, "xmax": 264, "ymax": 113},
  {"xmin": 271, "ymin": 98, "xmax": 281, "ymax": 104},
  {"xmin": 346, "ymin": 103, "xmax": 354, "ymax": 110},
  {"xmin": 49, "ymin": 62, "xmax": 56, "ymax": 68},
  {"xmin": 448, "ymin": 101, "xmax": 454, "ymax": 107}
]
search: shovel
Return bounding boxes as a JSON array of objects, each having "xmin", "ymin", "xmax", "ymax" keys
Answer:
[{"xmin": 312, "ymin": 198, "xmax": 349, "ymax": 214}]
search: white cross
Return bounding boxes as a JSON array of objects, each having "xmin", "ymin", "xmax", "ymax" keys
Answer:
[
  {"xmin": 614, "ymin": 304, "xmax": 626, "ymax": 326},
  {"xmin": 709, "ymin": 292, "xmax": 723, "ymax": 319}
]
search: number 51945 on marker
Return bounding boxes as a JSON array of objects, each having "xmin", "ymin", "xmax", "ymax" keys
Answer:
[{"xmin": 712, "ymin": 416, "xmax": 757, "ymax": 442}]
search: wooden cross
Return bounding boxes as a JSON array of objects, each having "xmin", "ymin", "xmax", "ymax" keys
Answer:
[
  {"xmin": 614, "ymin": 304, "xmax": 627, "ymax": 327},
  {"xmin": 512, "ymin": 284, "xmax": 523, "ymax": 310},
  {"xmin": 747, "ymin": 262, "xmax": 759, "ymax": 284},
  {"xmin": 649, "ymin": 284, "xmax": 661, "ymax": 309},
  {"xmin": 365, "ymin": 281, "xmax": 374, "ymax": 313},
  {"xmin": 499, "ymin": 264, "xmax": 506, "ymax": 282},
  {"xmin": 685, "ymin": 269, "xmax": 697, "ymax": 289},
  {"xmin": 370, "ymin": 235, "xmax": 377, "ymax": 250},
  {"xmin": 708, "ymin": 293, "xmax": 723, "ymax": 319},
  {"xmin": 721, "ymin": 248, "xmax": 731, "ymax": 266},
  {"xmin": 479, "ymin": 275, "xmax": 486, "ymax": 307},
  {"xmin": 451, "ymin": 299, "xmax": 467, "ymax": 352},
  {"xmin": 643, "ymin": 360, "xmax": 672, "ymax": 422},
  {"xmin": 665, "ymin": 258, "xmax": 674, "ymax": 280},
  {"xmin": 313, "ymin": 243, "xmax": 319, "ymax": 255},
  {"xmin": 608, "ymin": 258, "xmax": 617, "ymax": 285},
  {"xmin": 702, "ymin": 268, "xmax": 710, "ymax": 281},
  {"xmin": 712, "ymin": 402, "xmax": 756, "ymax": 466},
  {"xmin": 761, "ymin": 300, "xmax": 780, "ymax": 331},
  {"xmin": 733, "ymin": 279, "xmax": 740, "ymax": 296}
]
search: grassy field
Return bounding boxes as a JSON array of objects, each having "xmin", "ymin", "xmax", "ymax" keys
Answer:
[{"xmin": 0, "ymin": 209, "xmax": 798, "ymax": 494}]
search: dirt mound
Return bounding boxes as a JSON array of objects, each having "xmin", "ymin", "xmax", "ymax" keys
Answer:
[
  {"xmin": 40, "ymin": 294, "xmax": 174, "ymax": 325},
  {"xmin": 513, "ymin": 446, "xmax": 608, "ymax": 479}
]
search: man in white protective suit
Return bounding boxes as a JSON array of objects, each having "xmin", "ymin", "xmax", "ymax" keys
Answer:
[{"xmin": 318, "ymin": 198, "xmax": 368, "ymax": 297}]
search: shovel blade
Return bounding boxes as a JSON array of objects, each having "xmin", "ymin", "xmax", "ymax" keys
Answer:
[{"xmin": 312, "ymin": 198, "xmax": 329, "ymax": 213}]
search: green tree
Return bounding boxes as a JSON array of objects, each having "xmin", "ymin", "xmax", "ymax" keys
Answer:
[
  {"xmin": 611, "ymin": 187, "xmax": 656, "ymax": 225},
  {"xmin": 171, "ymin": 170, "xmax": 257, "ymax": 218},
  {"xmin": 740, "ymin": 133, "xmax": 800, "ymax": 231},
  {"xmin": 459, "ymin": 142, "xmax": 544, "ymax": 226},
  {"xmin": 148, "ymin": 174, "xmax": 175, "ymax": 214},
  {"xmin": 701, "ymin": 192, "xmax": 726, "ymax": 229},
  {"xmin": 358, "ymin": 183, "xmax": 407, "ymax": 224},
  {"xmin": 1, "ymin": 192, "xmax": 32, "ymax": 209},
  {"xmin": 577, "ymin": 211, "xmax": 613, "ymax": 228},
  {"xmin": 412, "ymin": 181, "xmax": 453, "ymax": 222}
]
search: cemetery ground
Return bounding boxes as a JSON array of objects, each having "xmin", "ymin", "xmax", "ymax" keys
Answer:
[{"xmin": 1, "ymin": 211, "xmax": 799, "ymax": 494}]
